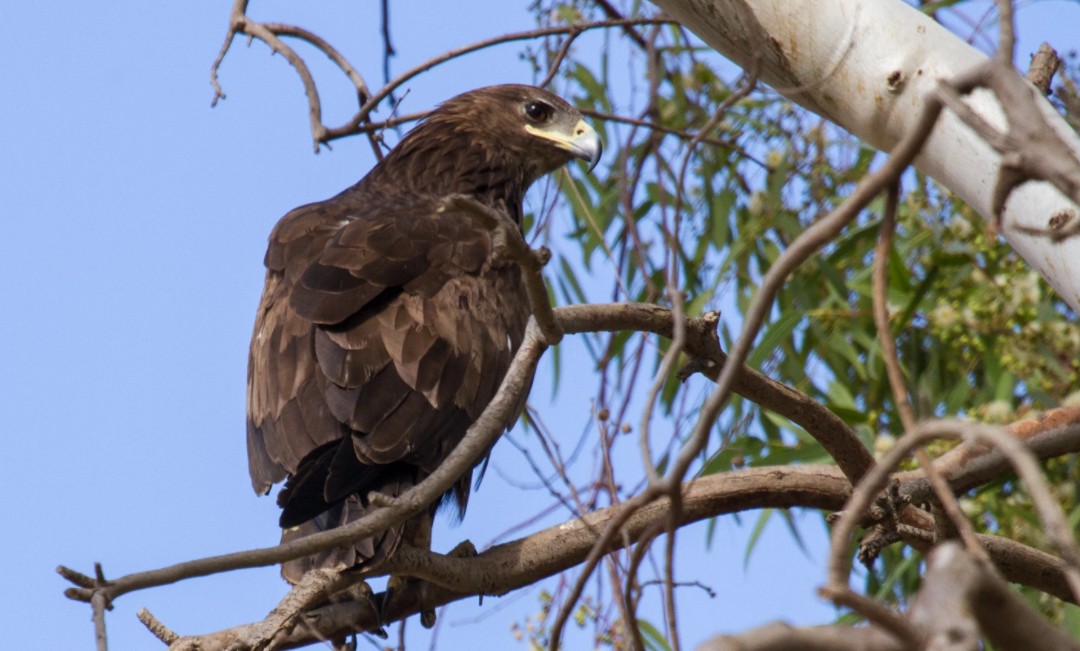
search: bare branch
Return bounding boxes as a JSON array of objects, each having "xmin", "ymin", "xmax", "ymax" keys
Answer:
[
  {"xmin": 914, "ymin": 542, "xmax": 1080, "ymax": 651},
  {"xmin": 555, "ymin": 303, "xmax": 876, "ymax": 485},
  {"xmin": 137, "ymin": 609, "xmax": 179, "ymax": 646},
  {"xmin": 62, "ymin": 320, "xmax": 551, "ymax": 606},
  {"xmin": 978, "ymin": 533, "xmax": 1075, "ymax": 604},
  {"xmin": 157, "ymin": 466, "xmax": 852, "ymax": 649},
  {"xmin": 698, "ymin": 621, "xmax": 907, "ymax": 651},
  {"xmin": 871, "ymin": 183, "xmax": 916, "ymax": 432},
  {"xmin": 92, "ymin": 589, "xmax": 110, "ymax": 651},
  {"xmin": 578, "ymin": 108, "xmax": 768, "ymax": 169},
  {"xmin": 827, "ymin": 420, "xmax": 1080, "ymax": 605},
  {"xmin": 325, "ymin": 19, "xmax": 679, "ymax": 144},
  {"xmin": 539, "ymin": 29, "xmax": 583, "ymax": 89},
  {"xmin": 60, "ymin": 301, "xmax": 869, "ymax": 609},
  {"xmin": 211, "ymin": 1, "xmax": 338, "ymax": 152},
  {"xmin": 1026, "ymin": 42, "xmax": 1061, "ymax": 96}
]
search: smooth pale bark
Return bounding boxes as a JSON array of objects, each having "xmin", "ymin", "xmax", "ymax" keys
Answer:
[{"xmin": 652, "ymin": 0, "xmax": 1080, "ymax": 312}]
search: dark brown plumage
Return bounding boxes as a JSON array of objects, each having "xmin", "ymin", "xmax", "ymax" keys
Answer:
[{"xmin": 246, "ymin": 85, "xmax": 601, "ymax": 584}]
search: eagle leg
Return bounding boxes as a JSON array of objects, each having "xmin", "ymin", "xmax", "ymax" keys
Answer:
[{"xmin": 378, "ymin": 538, "xmax": 479, "ymax": 628}]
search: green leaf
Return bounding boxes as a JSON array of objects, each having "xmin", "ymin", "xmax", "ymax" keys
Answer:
[
  {"xmin": 743, "ymin": 508, "xmax": 774, "ymax": 568},
  {"xmin": 638, "ymin": 619, "xmax": 673, "ymax": 651},
  {"xmin": 747, "ymin": 310, "xmax": 803, "ymax": 369}
]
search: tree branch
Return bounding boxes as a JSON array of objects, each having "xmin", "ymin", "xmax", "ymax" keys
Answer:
[
  {"xmin": 159, "ymin": 466, "xmax": 852, "ymax": 649},
  {"xmin": 555, "ymin": 303, "xmax": 876, "ymax": 485},
  {"xmin": 322, "ymin": 19, "xmax": 678, "ymax": 144},
  {"xmin": 59, "ymin": 304, "xmax": 1080, "ymax": 643},
  {"xmin": 62, "ymin": 319, "xmax": 550, "ymax": 607}
]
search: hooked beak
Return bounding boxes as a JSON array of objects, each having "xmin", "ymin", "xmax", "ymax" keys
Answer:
[{"xmin": 526, "ymin": 119, "xmax": 603, "ymax": 172}]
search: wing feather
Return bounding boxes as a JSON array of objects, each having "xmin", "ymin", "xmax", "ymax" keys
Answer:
[{"xmin": 247, "ymin": 189, "xmax": 530, "ymax": 560}]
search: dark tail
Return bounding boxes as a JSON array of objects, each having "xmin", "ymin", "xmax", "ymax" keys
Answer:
[{"xmin": 277, "ymin": 438, "xmax": 422, "ymax": 583}]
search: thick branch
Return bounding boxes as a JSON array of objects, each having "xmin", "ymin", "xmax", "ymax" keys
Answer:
[
  {"xmin": 163, "ymin": 466, "xmax": 852, "ymax": 649},
  {"xmin": 896, "ymin": 404, "xmax": 1080, "ymax": 498},
  {"xmin": 913, "ymin": 542, "xmax": 1080, "ymax": 651},
  {"xmin": 555, "ymin": 303, "xmax": 876, "ymax": 484},
  {"xmin": 699, "ymin": 542, "xmax": 1080, "ymax": 651}
]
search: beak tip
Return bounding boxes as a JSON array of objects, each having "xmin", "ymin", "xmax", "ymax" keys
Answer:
[
  {"xmin": 587, "ymin": 139, "xmax": 603, "ymax": 172},
  {"xmin": 575, "ymin": 130, "xmax": 602, "ymax": 173}
]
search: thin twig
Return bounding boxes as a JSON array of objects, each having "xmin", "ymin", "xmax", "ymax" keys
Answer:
[
  {"xmin": 326, "ymin": 19, "xmax": 679, "ymax": 143},
  {"xmin": 137, "ymin": 609, "xmax": 179, "ymax": 645},
  {"xmin": 871, "ymin": 183, "xmax": 917, "ymax": 432},
  {"xmin": 581, "ymin": 108, "xmax": 769, "ymax": 171},
  {"xmin": 827, "ymin": 420, "xmax": 1080, "ymax": 604},
  {"xmin": 209, "ymin": 0, "xmax": 249, "ymax": 107},
  {"xmin": 260, "ymin": 21, "xmax": 381, "ymax": 158},
  {"xmin": 92, "ymin": 591, "xmax": 109, "ymax": 651},
  {"xmin": 540, "ymin": 28, "xmax": 583, "ymax": 89},
  {"xmin": 871, "ymin": 183, "xmax": 988, "ymax": 559},
  {"xmin": 636, "ymin": 290, "xmax": 687, "ymax": 486}
]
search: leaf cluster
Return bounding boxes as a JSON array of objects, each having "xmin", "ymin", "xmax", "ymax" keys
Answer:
[{"xmin": 529, "ymin": 0, "xmax": 1080, "ymax": 631}]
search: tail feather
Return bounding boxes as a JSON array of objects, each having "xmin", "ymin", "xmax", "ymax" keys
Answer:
[
  {"xmin": 278, "ymin": 438, "xmax": 382, "ymax": 528},
  {"xmin": 278, "ymin": 448, "xmax": 427, "ymax": 584}
]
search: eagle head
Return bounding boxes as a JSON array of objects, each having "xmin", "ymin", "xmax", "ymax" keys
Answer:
[{"xmin": 370, "ymin": 84, "xmax": 602, "ymax": 210}]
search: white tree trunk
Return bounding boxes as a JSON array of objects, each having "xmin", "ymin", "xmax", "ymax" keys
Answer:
[{"xmin": 652, "ymin": 0, "xmax": 1080, "ymax": 313}]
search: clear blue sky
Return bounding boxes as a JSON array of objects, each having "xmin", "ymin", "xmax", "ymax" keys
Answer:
[{"xmin": 2, "ymin": 2, "xmax": 1076, "ymax": 649}]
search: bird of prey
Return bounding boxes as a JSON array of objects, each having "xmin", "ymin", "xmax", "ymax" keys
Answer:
[{"xmin": 245, "ymin": 85, "xmax": 601, "ymax": 599}]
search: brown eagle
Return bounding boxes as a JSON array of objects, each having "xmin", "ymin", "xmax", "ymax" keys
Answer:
[{"xmin": 246, "ymin": 85, "xmax": 601, "ymax": 590}]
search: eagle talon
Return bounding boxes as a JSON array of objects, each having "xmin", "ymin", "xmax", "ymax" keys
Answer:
[
  {"xmin": 338, "ymin": 581, "xmax": 386, "ymax": 638},
  {"xmin": 379, "ymin": 576, "xmax": 439, "ymax": 629},
  {"xmin": 420, "ymin": 605, "xmax": 437, "ymax": 629},
  {"xmin": 377, "ymin": 585, "xmax": 393, "ymax": 627}
]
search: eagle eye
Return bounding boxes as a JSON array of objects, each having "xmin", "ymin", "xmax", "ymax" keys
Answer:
[{"xmin": 524, "ymin": 101, "xmax": 554, "ymax": 123}]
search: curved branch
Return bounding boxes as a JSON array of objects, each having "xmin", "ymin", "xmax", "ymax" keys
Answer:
[
  {"xmin": 63, "ymin": 320, "xmax": 550, "ymax": 606},
  {"xmin": 160, "ymin": 465, "xmax": 1079, "ymax": 649},
  {"xmin": 556, "ymin": 303, "xmax": 876, "ymax": 485},
  {"xmin": 60, "ymin": 303, "xmax": 1080, "ymax": 643},
  {"xmin": 325, "ymin": 19, "xmax": 679, "ymax": 143},
  {"xmin": 827, "ymin": 420, "xmax": 1080, "ymax": 606},
  {"xmin": 163, "ymin": 466, "xmax": 852, "ymax": 650},
  {"xmin": 61, "ymin": 301, "xmax": 863, "ymax": 604}
]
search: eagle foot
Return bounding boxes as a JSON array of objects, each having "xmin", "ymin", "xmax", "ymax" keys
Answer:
[
  {"xmin": 381, "ymin": 575, "xmax": 440, "ymax": 629},
  {"xmin": 330, "ymin": 580, "xmax": 387, "ymax": 639}
]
